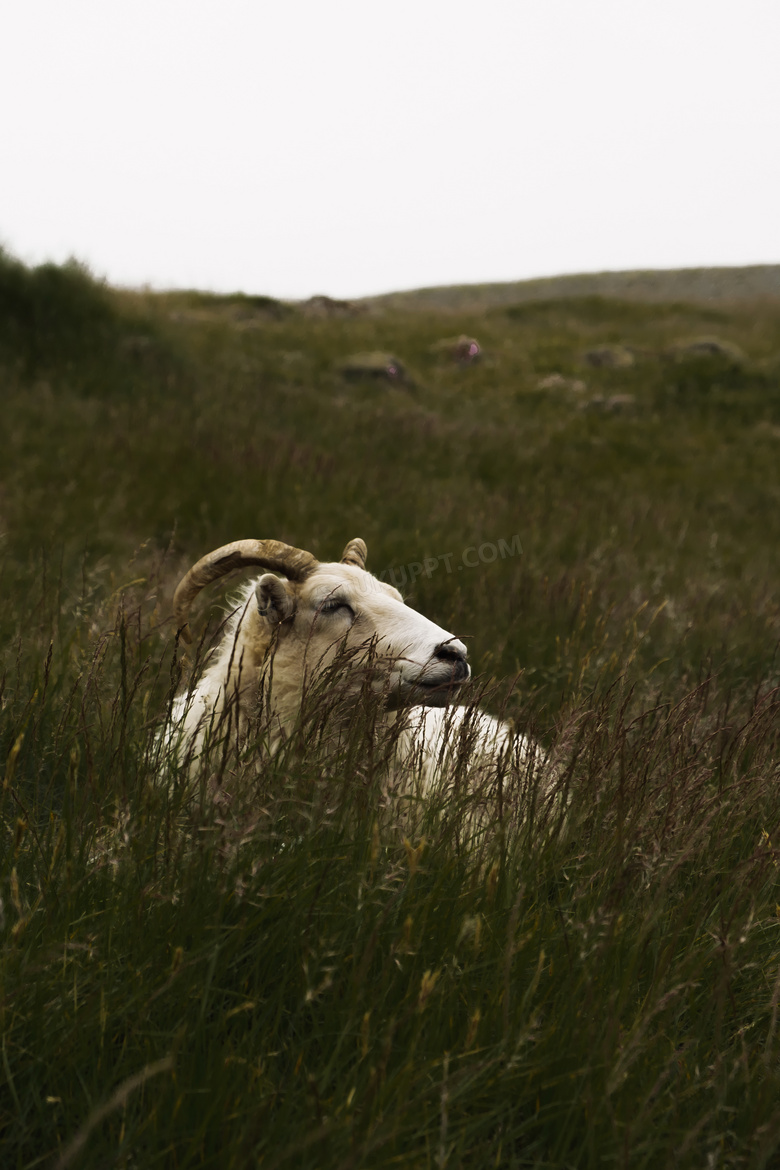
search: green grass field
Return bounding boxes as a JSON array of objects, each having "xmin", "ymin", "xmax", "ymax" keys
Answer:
[{"xmin": 2, "ymin": 249, "xmax": 780, "ymax": 1167}]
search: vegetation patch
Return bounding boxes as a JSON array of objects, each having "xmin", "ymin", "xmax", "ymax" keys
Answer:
[{"xmin": 2, "ymin": 254, "xmax": 780, "ymax": 1167}]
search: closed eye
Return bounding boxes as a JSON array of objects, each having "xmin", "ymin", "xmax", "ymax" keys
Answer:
[{"xmin": 320, "ymin": 600, "xmax": 355, "ymax": 620}]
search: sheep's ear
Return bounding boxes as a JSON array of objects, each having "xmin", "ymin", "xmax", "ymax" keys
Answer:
[{"xmin": 254, "ymin": 574, "xmax": 296, "ymax": 626}]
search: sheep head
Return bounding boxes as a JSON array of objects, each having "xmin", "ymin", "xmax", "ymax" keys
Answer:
[{"xmin": 173, "ymin": 537, "xmax": 470, "ymax": 709}]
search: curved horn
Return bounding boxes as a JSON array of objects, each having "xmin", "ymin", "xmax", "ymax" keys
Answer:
[
  {"xmin": 340, "ymin": 537, "xmax": 368, "ymax": 570},
  {"xmin": 174, "ymin": 539, "xmax": 318, "ymax": 643}
]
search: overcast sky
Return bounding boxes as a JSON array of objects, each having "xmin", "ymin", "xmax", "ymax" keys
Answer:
[{"xmin": 3, "ymin": 0, "xmax": 779, "ymax": 300}]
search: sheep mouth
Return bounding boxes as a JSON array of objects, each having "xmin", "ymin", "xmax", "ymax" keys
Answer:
[
  {"xmin": 414, "ymin": 676, "xmax": 465, "ymax": 692},
  {"xmin": 404, "ymin": 671, "xmax": 470, "ymax": 706},
  {"xmin": 384, "ymin": 660, "xmax": 470, "ymax": 708}
]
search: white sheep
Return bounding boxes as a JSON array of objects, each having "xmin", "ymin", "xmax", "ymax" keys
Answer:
[{"xmin": 165, "ymin": 537, "xmax": 549, "ymax": 833}]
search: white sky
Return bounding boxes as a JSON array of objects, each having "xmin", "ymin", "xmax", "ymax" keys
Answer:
[{"xmin": 3, "ymin": 0, "xmax": 779, "ymax": 300}]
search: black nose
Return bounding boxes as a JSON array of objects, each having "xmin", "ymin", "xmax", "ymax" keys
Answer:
[
  {"xmin": 434, "ymin": 641, "xmax": 469, "ymax": 682},
  {"xmin": 434, "ymin": 641, "xmax": 466, "ymax": 664}
]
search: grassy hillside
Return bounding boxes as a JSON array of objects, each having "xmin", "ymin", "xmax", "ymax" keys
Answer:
[
  {"xmin": 2, "ymin": 250, "xmax": 780, "ymax": 1167},
  {"xmin": 361, "ymin": 264, "xmax": 780, "ymax": 312}
]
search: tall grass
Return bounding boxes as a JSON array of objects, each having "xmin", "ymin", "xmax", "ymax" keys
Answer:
[{"xmin": 2, "ymin": 252, "xmax": 780, "ymax": 1166}]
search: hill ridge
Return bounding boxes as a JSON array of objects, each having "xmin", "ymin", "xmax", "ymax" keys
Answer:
[{"xmin": 357, "ymin": 264, "xmax": 780, "ymax": 312}]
